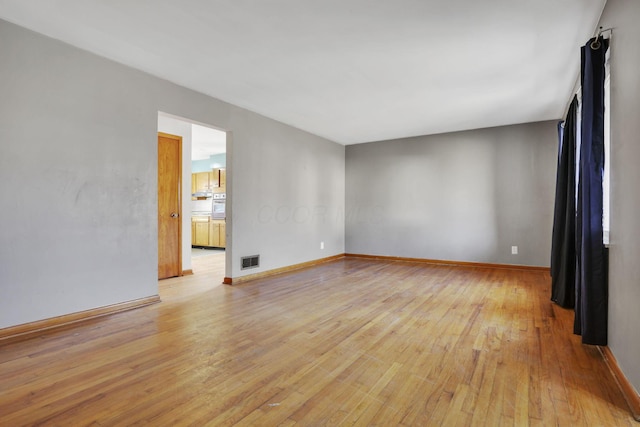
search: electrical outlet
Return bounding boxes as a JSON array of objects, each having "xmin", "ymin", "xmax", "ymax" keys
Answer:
[
  {"xmin": 511, "ymin": 246, "xmax": 518, "ymax": 255},
  {"xmin": 320, "ymin": 241, "xmax": 325, "ymax": 250}
]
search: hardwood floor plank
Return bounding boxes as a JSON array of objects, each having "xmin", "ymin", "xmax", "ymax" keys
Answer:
[{"xmin": 0, "ymin": 257, "xmax": 634, "ymax": 425}]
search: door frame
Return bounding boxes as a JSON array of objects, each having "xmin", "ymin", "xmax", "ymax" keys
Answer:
[
  {"xmin": 157, "ymin": 111, "xmax": 232, "ymax": 281},
  {"xmin": 158, "ymin": 131, "xmax": 183, "ymax": 278}
]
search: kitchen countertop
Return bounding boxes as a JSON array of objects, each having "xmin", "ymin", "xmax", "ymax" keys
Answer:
[{"xmin": 191, "ymin": 214, "xmax": 225, "ymax": 222}]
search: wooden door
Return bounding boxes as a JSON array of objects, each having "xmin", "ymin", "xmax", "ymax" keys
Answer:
[{"xmin": 158, "ymin": 133, "xmax": 182, "ymax": 279}]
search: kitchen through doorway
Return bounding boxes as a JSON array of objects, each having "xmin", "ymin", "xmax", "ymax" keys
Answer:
[{"xmin": 158, "ymin": 112, "xmax": 228, "ymax": 279}]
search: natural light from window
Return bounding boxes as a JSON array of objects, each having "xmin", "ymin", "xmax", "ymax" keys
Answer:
[{"xmin": 603, "ymin": 44, "xmax": 610, "ymax": 246}]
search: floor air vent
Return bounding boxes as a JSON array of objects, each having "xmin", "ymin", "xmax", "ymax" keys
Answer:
[{"xmin": 241, "ymin": 255, "xmax": 260, "ymax": 270}]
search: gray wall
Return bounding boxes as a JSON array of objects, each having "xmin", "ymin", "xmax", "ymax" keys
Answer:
[
  {"xmin": 598, "ymin": 0, "xmax": 640, "ymax": 396},
  {"xmin": 346, "ymin": 121, "xmax": 558, "ymax": 267},
  {"xmin": 0, "ymin": 19, "xmax": 345, "ymax": 329}
]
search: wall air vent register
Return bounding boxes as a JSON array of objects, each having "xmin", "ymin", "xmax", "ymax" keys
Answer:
[{"xmin": 241, "ymin": 255, "xmax": 260, "ymax": 270}]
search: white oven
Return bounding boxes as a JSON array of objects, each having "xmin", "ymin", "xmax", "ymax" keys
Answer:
[{"xmin": 212, "ymin": 193, "xmax": 226, "ymax": 219}]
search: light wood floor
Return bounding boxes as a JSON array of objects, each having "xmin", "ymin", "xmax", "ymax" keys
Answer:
[{"xmin": 0, "ymin": 256, "xmax": 634, "ymax": 426}]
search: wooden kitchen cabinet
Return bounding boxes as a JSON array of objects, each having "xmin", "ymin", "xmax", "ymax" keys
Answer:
[
  {"xmin": 218, "ymin": 169, "xmax": 226, "ymax": 189},
  {"xmin": 192, "ymin": 218, "xmax": 225, "ymax": 248},
  {"xmin": 211, "ymin": 168, "xmax": 226, "ymax": 191},
  {"xmin": 209, "ymin": 222, "xmax": 220, "ymax": 247},
  {"xmin": 193, "ymin": 221, "xmax": 210, "ymax": 246},
  {"xmin": 219, "ymin": 222, "xmax": 226, "ymax": 247},
  {"xmin": 193, "ymin": 172, "xmax": 213, "ymax": 193},
  {"xmin": 209, "ymin": 220, "xmax": 226, "ymax": 248},
  {"xmin": 210, "ymin": 170, "xmax": 219, "ymax": 189},
  {"xmin": 192, "ymin": 169, "xmax": 225, "ymax": 196}
]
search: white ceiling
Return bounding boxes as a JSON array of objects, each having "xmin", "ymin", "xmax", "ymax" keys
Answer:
[
  {"xmin": 191, "ymin": 124, "xmax": 226, "ymax": 161},
  {"xmin": 158, "ymin": 113, "xmax": 226, "ymax": 160},
  {"xmin": 0, "ymin": 0, "xmax": 606, "ymax": 145}
]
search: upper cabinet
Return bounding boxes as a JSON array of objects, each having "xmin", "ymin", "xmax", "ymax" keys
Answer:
[
  {"xmin": 218, "ymin": 169, "xmax": 226, "ymax": 189},
  {"xmin": 191, "ymin": 168, "xmax": 226, "ymax": 196},
  {"xmin": 212, "ymin": 168, "xmax": 226, "ymax": 193},
  {"xmin": 210, "ymin": 170, "xmax": 219, "ymax": 189},
  {"xmin": 193, "ymin": 171, "xmax": 213, "ymax": 193}
]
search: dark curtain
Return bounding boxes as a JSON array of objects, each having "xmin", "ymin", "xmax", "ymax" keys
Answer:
[
  {"xmin": 550, "ymin": 96, "xmax": 578, "ymax": 308},
  {"xmin": 574, "ymin": 37, "xmax": 609, "ymax": 345}
]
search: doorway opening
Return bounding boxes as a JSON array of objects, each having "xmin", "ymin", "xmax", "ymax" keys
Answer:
[{"xmin": 158, "ymin": 112, "xmax": 229, "ymax": 281}]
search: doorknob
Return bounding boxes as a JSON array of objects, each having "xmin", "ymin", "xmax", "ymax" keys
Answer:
[{"xmin": 170, "ymin": 212, "xmax": 179, "ymax": 218}]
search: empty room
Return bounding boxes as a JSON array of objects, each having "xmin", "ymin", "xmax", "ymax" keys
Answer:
[{"xmin": 1, "ymin": 0, "xmax": 639, "ymax": 425}]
